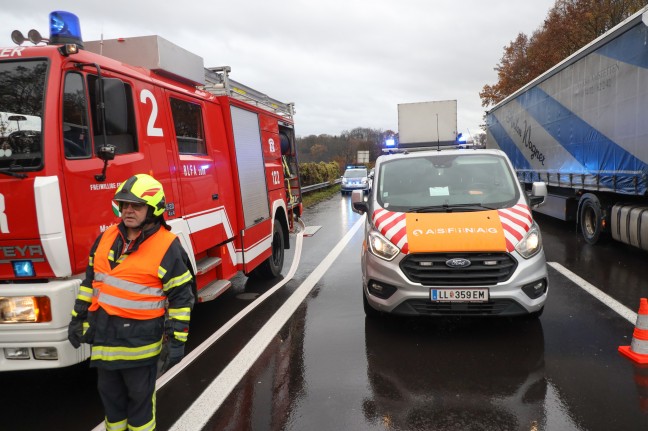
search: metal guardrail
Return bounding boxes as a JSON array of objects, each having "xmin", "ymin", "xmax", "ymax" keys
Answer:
[{"xmin": 301, "ymin": 179, "xmax": 341, "ymax": 193}]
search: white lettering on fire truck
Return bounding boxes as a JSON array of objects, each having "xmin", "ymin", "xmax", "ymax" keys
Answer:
[
  {"xmin": 272, "ymin": 170, "xmax": 281, "ymax": 185},
  {"xmin": 140, "ymin": 89, "xmax": 163, "ymax": 137},
  {"xmin": 183, "ymin": 165, "xmax": 207, "ymax": 177},
  {"xmin": 0, "ymin": 47, "xmax": 25, "ymax": 58},
  {"xmin": 90, "ymin": 182, "xmax": 119, "ymax": 191},
  {"xmin": 268, "ymin": 138, "xmax": 275, "ymax": 153},
  {"xmin": 411, "ymin": 227, "xmax": 499, "ymax": 236},
  {"xmin": 100, "ymin": 224, "xmax": 115, "ymax": 233},
  {"xmin": 0, "ymin": 193, "xmax": 8, "ymax": 233},
  {"xmin": 0, "ymin": 245, "xmax": 43, "ymax": 258}
]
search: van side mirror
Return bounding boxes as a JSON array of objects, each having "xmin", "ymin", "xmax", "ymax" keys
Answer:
[
  {"xmin": 351, "ymin": 190, "xmax": 367, "ymax": 214},
  {"xmin": 529, "ymin": 181, "xmax": 547, "ymax": 208}
]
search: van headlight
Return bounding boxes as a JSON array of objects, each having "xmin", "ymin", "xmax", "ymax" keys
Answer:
[
  {"xmin": 368, "ymin": 230, "xmax": 400, "ymax": 261},
  {"xmin": 515, "ymin": 224, "xmax": 542, "ymax": 259}
]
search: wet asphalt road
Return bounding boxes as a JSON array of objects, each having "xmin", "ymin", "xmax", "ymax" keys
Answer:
[{"xmin": 5, "ymin": 194, "xmax": 648, "ymax": 430}]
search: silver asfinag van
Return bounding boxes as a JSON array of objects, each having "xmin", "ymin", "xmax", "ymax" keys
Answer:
[{"xmin": 351, "ymin": 148, "xmax": 548, "ymax": 318}]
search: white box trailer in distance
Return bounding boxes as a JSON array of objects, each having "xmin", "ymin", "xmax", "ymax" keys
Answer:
[
  {"xmin": 398, "ymin": 100, "xmax": 457, "ymax": 147},
  {"xmin": 485, "ymin": 6, "xmax": 648, "ymax": 250}
]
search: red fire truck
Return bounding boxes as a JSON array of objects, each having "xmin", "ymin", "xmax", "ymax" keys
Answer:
[{"xmin": 0, "ymin": 11, "xmax": 302, "ymax": 371}]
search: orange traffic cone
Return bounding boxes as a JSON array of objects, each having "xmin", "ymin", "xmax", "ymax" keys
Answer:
[{"xmin": 619, "ymin": 298, "xmax": 648, "ymax": 364}]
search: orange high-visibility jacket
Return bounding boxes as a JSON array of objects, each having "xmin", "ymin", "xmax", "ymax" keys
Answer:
[{"xmin": 90, "ymin": 224, "xmax": 176, "ymax": 320}]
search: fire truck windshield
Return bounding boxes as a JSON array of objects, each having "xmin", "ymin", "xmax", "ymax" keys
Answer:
[{"xmin": 0, "ymin": 59, "xmax": 46, "ymax": 170}]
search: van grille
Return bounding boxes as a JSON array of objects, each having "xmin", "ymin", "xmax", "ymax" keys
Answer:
[
  {"xmin": 402, "ymin": 298, "xmax": 524, "ymax": 316},
  {"xmin": 399, "ymin": 253, "xmax": 517, "ymax": 286}
]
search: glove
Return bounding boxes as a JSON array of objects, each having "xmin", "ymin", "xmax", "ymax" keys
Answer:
[
  {"xmin": 68, "ymin": 319, "xmax": 83, "ymax": 349},
  {"xmin": 157, "ymin": 340, "xmax": 185, "ymax": 377},
  {"xmin": 168, "ymin": 340, "xmax": 185, "ymax": 367}
]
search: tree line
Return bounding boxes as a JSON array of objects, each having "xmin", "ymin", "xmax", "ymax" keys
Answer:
[{"xmin": 297, "ymin": 127, "xmax": 394, "ymax": 168}]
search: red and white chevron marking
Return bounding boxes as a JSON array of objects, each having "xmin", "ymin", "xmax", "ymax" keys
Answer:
[
  {"xmin": 372, "ymin": 208, "xmax": 409, "ymax": 254},
  {"xmin": 497, "ymin": 204, "xmax": 533, "ymax": 251}
]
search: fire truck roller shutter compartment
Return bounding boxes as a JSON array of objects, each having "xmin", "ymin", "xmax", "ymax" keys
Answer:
[{"xmin": 231, "ymin": 106, "xmax": 270, "ymax": 228}]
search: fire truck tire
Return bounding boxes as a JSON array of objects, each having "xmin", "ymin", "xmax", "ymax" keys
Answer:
[{"xmin": 251, "ymin": 221, "xmax": 285, "ymax": 279}]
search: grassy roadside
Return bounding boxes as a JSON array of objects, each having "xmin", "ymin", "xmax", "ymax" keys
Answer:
[{"xmin": 302, "ymin": 184, "xmax": 341, "ymax": 208}]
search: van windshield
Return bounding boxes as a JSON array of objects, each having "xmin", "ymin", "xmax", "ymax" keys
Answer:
[
  {"xmin": 0, "ymin": 59, "xmax": 47, "ymax": 170},
  {"xmin": 376, "ymin": 153, "xmax": 519, "ymax": 211}
]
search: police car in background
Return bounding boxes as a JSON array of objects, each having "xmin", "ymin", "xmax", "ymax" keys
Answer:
[{"xmin": 341, "ymin": 166, "xmax": 370, "ymax": 195}]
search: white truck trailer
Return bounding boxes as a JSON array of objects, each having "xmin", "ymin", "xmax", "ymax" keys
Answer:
[
  {"xmin": 398, "ymin": 100, "xmax": 457, "ymax": 147},
  {"xmin": 485, "ymin": 6, "xmax": 648, "ymax": 250}
]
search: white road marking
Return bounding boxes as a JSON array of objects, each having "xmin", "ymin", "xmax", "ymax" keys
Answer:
[
  {"xmin": 169, "ymin": 216, "xmax": 365, "ymax": 430},
  {"xmin": 156, "ymin": 220, "xmax": 306, "ymax": 389},
  {"xmin": 548, "ymin": 261, "xmax": 637, "ymax": 325}
]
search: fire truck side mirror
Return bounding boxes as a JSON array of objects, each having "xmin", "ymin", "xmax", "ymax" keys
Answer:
[
  {"xmin": 95, "ymin": 144, "xmax": 115, "ymax": 181},
  {"xmin": 97, "ymin": 145, "xmax": 116, "ymax": 161}
]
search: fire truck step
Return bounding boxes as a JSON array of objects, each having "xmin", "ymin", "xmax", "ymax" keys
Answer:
[
  {"xmin": 197, "ymin": 279, "xmax": 232, "ymax": 303},
  {"xmin": 303, "ymin": 225, "xmax": 322, "ymax": 237},
  {"xmin": 195, "ymin": 256, "xmax": 222, "ymax": 276}
]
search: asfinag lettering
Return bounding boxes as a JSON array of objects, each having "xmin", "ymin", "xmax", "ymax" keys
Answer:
[{"xmin": 423, "ymin": 227, "xmax": 498, "ymax": 235}]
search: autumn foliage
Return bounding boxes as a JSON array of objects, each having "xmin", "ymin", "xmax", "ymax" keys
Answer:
[{"xmin": 480, "ymin": 0, "xmax": 646, "ymax": 107}]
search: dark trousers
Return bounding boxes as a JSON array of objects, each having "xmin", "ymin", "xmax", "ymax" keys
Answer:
[{"xmin": 97, "ymin": 363, "xmax": 157, "ymax": 430}]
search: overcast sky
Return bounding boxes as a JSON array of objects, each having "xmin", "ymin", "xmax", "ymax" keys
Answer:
[{"xmin": 1, "ymin": 0, "xmax": 556, "ymax": 138}]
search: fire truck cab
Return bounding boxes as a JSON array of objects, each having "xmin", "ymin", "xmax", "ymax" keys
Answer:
[{"xmin": 0, "ymin": 12, "xmax": 302, "ymax": 371}]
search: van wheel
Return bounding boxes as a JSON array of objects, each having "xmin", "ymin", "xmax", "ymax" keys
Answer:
[
  {"xmin": 251, "ymin": 222, "xmax": 285, "ymax": 279},
  {"xmin": 363, "ymin": 288, "xmax": 381, "ymax": 318},
  {"xmin": 579, "ymin": 194, "xmax": 604, "ymax": 244}
]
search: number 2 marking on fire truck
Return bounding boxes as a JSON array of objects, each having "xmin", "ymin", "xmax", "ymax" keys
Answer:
[
  {"xmin": 140, "ymin": 90, "xmax": 164, "ymax": 137},
  {"xmin": 0, "ymin": 193, "xmax": 8, "ymax": 233}
]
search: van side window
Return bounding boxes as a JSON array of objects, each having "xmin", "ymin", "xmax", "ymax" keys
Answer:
[
  {"xmin": 170, "ymin": 98, "xmax": 206, "ymax": 155},
  {"xmin": 62, "ymin": 72, "xmax": 91, "ymax": 158},
  {"xmin": 87, "ymin": 75, "xmax": 138, "ymax": 155}
]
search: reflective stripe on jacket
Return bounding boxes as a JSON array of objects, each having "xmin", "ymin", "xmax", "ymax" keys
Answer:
[{"xmin": 90, "ymin": 224, "xmax": 176, "ymax": 320}]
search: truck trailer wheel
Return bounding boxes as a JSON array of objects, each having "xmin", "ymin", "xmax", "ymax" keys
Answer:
[
  {"xmin": 251, "ymin": 221, "xmax": 285, "ymax": 279},
  {"xmin": 579, "ymin": 194, "xmax": 604, "ymax": 244}
]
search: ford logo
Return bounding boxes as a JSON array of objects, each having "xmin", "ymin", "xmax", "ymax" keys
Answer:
[{"xmin": 446, "ymin": 258, "xmax": 471, "ymax": 268}]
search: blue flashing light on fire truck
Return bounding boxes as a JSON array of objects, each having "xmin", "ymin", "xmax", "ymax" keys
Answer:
[{"xmin": 0, "ymin": 11, "xmax": 303, "ymax": 371}]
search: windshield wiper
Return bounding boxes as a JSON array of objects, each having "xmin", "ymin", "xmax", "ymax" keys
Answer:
[
  {"xmin": 0, "ymin": 169, "xmax": 28, "ymax": 179},
  {"xmin": 407, "ymin": 203, "xmax": 497, "ymax": 213}
]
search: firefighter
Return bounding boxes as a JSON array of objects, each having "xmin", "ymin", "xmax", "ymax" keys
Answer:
[{"xmin": 67, "ymin": 173, "xmax": 194, "ymax": 431}]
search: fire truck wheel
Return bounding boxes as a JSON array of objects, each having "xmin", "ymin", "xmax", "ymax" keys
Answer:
[{"xmin": 251, "ymin": 221, "xmax": 285, "ymax": 279}]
